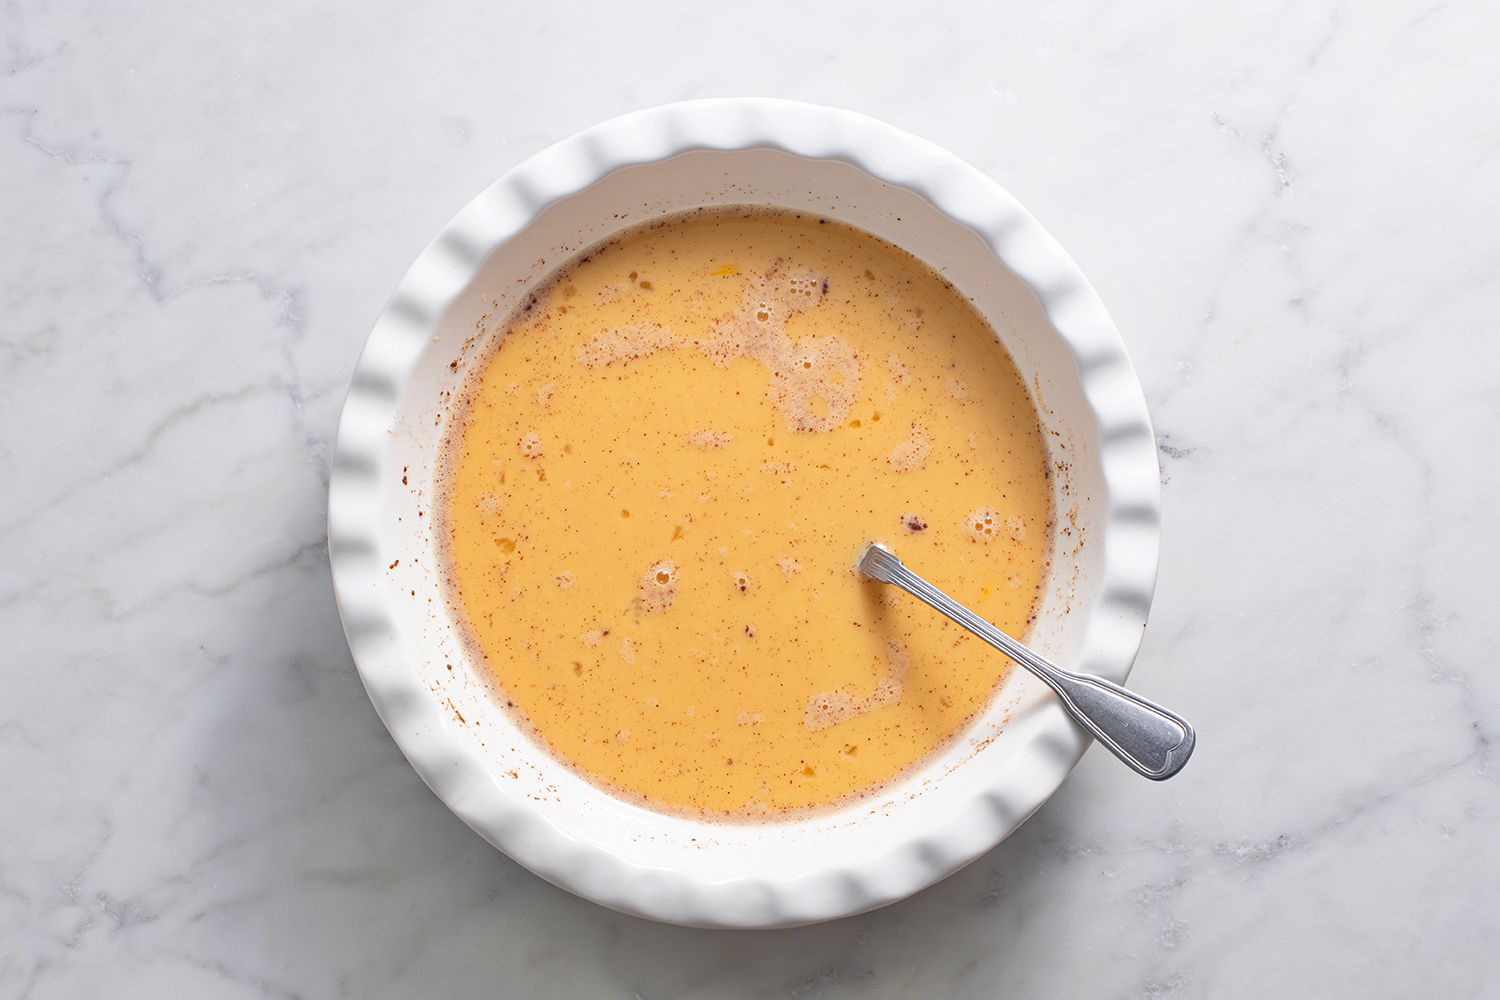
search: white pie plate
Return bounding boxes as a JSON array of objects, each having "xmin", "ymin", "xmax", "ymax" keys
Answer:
[{"xmin": 328, "ymin": 98, "xmax": 1160, "ymax": 928}]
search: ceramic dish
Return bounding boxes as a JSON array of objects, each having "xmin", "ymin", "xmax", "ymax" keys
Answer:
[{"xmin": 327, "ymin": 98, "xmax": 1160, "ymax": 928}]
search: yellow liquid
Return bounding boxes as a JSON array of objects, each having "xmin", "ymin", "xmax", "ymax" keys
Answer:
[{"xmin": 440, "ymin": 209, "xmax": 1052, "ymax": 818}]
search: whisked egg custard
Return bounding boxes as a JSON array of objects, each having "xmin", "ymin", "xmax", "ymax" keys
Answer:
[{"xmin": 439, "ymin": 209, "xmax": 1052, "ymax": 818}]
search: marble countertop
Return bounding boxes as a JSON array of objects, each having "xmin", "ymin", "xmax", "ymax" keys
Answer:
[{"xmin": 4, "ymin": 2, "xmax": 1497, "ymax": 996}]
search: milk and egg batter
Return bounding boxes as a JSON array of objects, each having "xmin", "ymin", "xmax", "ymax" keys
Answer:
[{"xmin": 439, "ymin": 209, "xmax": 1052, "ymax": 818}]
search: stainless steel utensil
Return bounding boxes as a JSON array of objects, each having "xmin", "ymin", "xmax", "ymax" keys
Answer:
[{"xmin": 858, "ymin": 543, "xmax": 1195, "ymax": 780}]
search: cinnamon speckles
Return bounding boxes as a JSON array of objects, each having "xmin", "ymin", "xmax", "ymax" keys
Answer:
[
  {"xmin": 518, "ymin": 431, "xmax": 543, "ymax": 458},
  {"xmin": 901, "ymin": 513, "xmax": 928, "ymax": 533}
]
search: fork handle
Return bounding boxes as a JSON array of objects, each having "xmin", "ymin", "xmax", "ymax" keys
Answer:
[{"xmin": 862, "ymin": 545, "xmax": 1195, "ymax": 780}]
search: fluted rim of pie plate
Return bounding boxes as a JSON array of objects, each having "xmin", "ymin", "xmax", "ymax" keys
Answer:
[{"xmin": 328, "ymin": 98, "xmax": 1160, "ymax": 928}]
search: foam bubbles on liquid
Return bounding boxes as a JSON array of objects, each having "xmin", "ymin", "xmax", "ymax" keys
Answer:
[
  {"xmin": 888, "ymin": 424, "xmax": 933, "ymax": 472},
  {"xmin": 803, "ymin": 640, "xmax": 909, "ymax": 731},
  {"xmin": 577, "ymin": 322, "xmax": 677, "ymax": 368},
  {"xmin": 887, "ymin": 353, "xmax": 911, "ymax": 386},
  {"xmin": 572, "ymin": 263, "xmax": 863, "ymax": 434},
  {"xmin": 686, "ymin": 429, "xmax": 733, "ymax": 449},
  {"xmin": 636, "ymin": 560, "xmax": 678, "ymax": 613},
  {"xmin": 885, "ymin": 639, "xmax": 909, "ymax": 680},
  {"xmin": 518, "ymin": 432, "xmax": 543, "ymax": 459},
  {"xmin": 965, "ymin": 508, "xmax": 1002, "ymax": 542},
  {"xmin": 666, "ymin": 264, "xmax": 865, "ymax": 434},
  {"xmin": 803, "ymin": 690, "xmax": 858, "ymax": 732},
  {"xmin": 767, "ymin": 337, "xmax": 861, "ymax": 434},
  {"xmin": 961, "ymin": 511, "xmax": 1025, "ymax": 542},
  {"xmin": 804, "ymin": 677, "xmax": 902, "ymax": 733}
]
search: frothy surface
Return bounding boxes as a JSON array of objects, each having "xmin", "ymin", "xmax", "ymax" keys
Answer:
[
  {"xmin": 579, "ymin": 263, "xmax": 861, "ymax": 434},
  {"xmin": 440, "ymin": 208, "xmax": 1053, "ymax": 819}
]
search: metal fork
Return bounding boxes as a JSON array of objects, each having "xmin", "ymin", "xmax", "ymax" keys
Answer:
[{"xmin": 858, "ymin": 543, "xmax": 1195, "ymax": 780}]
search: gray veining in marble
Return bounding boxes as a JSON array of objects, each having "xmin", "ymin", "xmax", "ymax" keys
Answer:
[{"xmin": 3, "ymin": 1, "xmax": 1498, "ymax": 996}]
